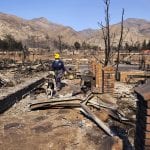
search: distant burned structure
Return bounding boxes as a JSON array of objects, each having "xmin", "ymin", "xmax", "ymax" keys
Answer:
[{"xmin": 139, "ymin": 50, "xmax": 150, "ymax": 71}]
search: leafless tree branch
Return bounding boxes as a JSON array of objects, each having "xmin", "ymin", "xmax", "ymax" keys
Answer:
[{"xmin": 116, "ymin": 8, "xmax": 125, "ymax": 72}]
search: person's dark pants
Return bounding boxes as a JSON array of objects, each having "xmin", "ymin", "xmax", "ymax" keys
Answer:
[{"xmin": 55, "ymin": 70, "xmax": 64, "ymax": 90}]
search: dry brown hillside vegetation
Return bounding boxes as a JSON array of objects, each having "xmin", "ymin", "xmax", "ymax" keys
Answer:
[{"xmin": 0, "ymin": 12, "xmax": 150, "ymax": 49}]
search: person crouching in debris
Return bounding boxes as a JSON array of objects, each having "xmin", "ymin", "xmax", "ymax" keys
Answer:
[{"xmin": 52, "ymin": 53, "xmax": 66, "ymax": 91}]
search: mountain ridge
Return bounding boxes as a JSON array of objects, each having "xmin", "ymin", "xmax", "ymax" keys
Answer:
[{"xmin": 0, "ymin": 12, "xmax": 149, "ymax": 48}]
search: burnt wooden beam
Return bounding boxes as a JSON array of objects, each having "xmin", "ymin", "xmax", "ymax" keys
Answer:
[{"xmin": 80, "ymin": 103, "xmax": 115, "ymax": 136}]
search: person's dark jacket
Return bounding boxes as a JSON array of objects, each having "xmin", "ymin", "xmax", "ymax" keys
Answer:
[{"xmin": 52, "ymin": 59, "xmax": 65, "ymax": 72}]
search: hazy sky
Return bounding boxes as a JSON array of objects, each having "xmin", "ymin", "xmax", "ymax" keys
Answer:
[{"xmin": 0, "ymin": 0, "xmax": 149, "ymax": 31}]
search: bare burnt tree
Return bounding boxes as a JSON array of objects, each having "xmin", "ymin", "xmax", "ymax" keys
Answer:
[
  {"xmin": 100, "ymin": 0, "xmax": 125, "ymax": 67},
  {"xmin": 45, "ymin": 34, "xmax": 50, "ymax": 50},
  {"xmin": 58, "ymin": 35, "xmax": 63, "ymax": 53},
  {"xmin": 116, "ymin": 8, "xmax": 124, "ymax": 73},
  {"xmin": 22, "ymin": 45, "xmax": 29, "ymax": 65},
  {"xmin": 101, "ymin": 0, "xmax": 111, "ymax": 66}
]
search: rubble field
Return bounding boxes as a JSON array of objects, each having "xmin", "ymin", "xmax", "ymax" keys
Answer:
[{"xmin": 0, "ymin": 68, "xmax": 137, "ymax": 150}]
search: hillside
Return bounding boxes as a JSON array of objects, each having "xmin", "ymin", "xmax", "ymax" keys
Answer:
[
  {"xmin": 80, "ymin": 18, "xmax": 150, "ymax": 47},
  {"xmin": 0, "ymin": 12, "xmax": 150, "ymax": 49},
  {"xmin": 0, "ymin": 12, "xmax": 83, "ymax": 47}
]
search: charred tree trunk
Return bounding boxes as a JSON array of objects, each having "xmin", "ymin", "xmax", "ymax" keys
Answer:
[
  {"xmin": 99, "ymin": 0, "xmax": 125, "ymax": 68},
  {"xmin": 116, "ymin": 9, "xmax": 124, "ymax": 74},
  {"xmin": 104, "ymin": 0, "xmax": 111, "ymax": 66},
  {"xmin": 58, "ymin": 35, "xmax": 63, "ymax": 53}
]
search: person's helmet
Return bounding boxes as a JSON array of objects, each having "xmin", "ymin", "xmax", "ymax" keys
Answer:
[{"xmin": 54, "ymin": 53, "xmax": 60, "ymax": 59}]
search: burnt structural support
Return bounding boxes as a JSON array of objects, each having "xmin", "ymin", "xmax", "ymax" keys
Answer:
[{"xmin": 134, "ymin": 80, "xmax": 150, "ymax": 150}]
